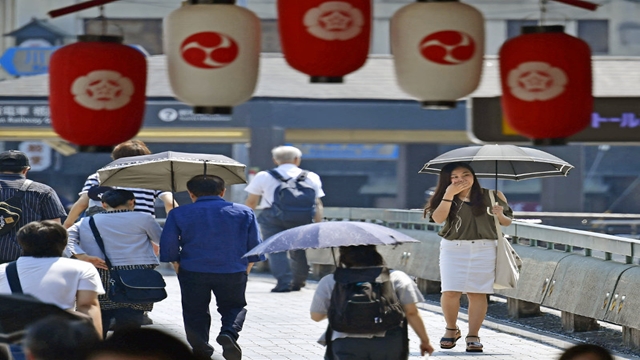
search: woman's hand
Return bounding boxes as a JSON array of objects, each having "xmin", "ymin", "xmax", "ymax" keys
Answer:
[
  {"xmin": 491, "ymin": 204, "xmax": 504, "ymax": 217},
  {"xmin": 445, "ymin": 180, "xmax": 471, "ymax": 197},
  {"xmin": 420, "ymin": 340, "xmax": 434, "ymax": 356},
  {"xmin": 74, "ymin": 254, "xmax": 108, "ymax": 270}
]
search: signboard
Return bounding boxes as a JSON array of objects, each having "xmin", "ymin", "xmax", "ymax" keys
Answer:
[
  {"xmin": 0, "ymin": 47, "xmax": 60, "ymax": 76},
  {"xmin": 0, "ymin": 100, "xmax": 248, "ymax": 128},
  {"xmin": 293, "ymin": 144, "xmax": 399, "ymax": 160},
  {"xmin": 468, "ymin": 97, "xmax": 640, "ymax": 144},
  {"xmin": 18, "ymin": 141, "xmax": 51, "ymax": 171}
]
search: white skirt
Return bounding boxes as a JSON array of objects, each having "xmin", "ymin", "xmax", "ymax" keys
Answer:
[{"xmin": 439, "ymin": 239, "xmax": 497, "ymax": 294}]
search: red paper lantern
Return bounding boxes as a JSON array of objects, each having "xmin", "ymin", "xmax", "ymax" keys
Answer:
[
  {"xmin": 499, "ymin": 26, "xmax": 592, "ymax": 145},
  {"xmin": 278, "ymin": 0, "xmax": 371, "ymax": 83},
  {"xmin": 49, "ymin": 35, "xmax": 147, "ymax": 147}
]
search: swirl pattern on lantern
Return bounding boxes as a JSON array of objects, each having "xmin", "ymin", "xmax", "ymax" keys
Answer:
[
  {"xmin": 419, "ymin": 31, "xmax": 476, "ymax": 65},
  {"xmin": 303, "ymin": 1, "xmax": 364, "ymax": 41},
  {"xmin": 71, "ymin": 70, "xmax": 134, "ymax": 110},
  {"xmin": 508, "ymin": 62, "xmax": 568, "ymax": 101},
  {"xmin": 181, "ymin": 32, "xmax": 239, "ymax": 69}
]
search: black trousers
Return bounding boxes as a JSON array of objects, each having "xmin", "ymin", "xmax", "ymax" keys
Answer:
[
  {"xmin": 101, "ymin": 308, "xmax": 144, "ymax": 338},
  {"xmin": 177, "ymin": 269, "xmax": 248, "ymax": 357}
]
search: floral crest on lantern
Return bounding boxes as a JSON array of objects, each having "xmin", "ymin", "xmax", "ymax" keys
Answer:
[
  {"xmin": 71, "ymin": 70, "xmax": 134, "ymax": 110},
  {"xmin": 419, "ymin": 30, "xmax": 476, "ymax": 65},
  {"xmin": 507, "ymin": 61, "xmax": 568, "ymax": 102},
  {"xmin": 303, "ymin": 1, "xmax": 364, "ymax": 41}
]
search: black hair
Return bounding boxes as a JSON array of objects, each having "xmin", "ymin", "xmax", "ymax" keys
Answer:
[
  {"xmin": 423, "ymin": 162, "xmax": 484, "ymax": 222},
  {"xmin": 338, "ymin": 245, "xmax": 384, "ymax": 268},
  {"xmin": 87, "ymin": 328, "xmax": 199, "ymax": 360},
  {"xmin": 24, "ymin": 316, "xmax": 100, "ymax": 360},
  {"xmin": 111, "ymin": 140, "xmax": 151, "ymax": 160},
  {"xmin": 17, "ymin": 221, "xmax": 67, "ymax": 257},
  {"xmin": 101, "ymin": 189, "xmax": 135, "ymax": 208},
  {"xmin": 558, "ymin": 344, "xmax": 614, "ymax": 360},
  {"xmin": 186, "ymin": 175, "xmax": 225, "ymax": 197}
]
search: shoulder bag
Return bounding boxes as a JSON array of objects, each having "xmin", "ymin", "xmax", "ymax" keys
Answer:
[
  {"xmin": 88, "ymin": 217, "xmax": 167, "ymax": 303},
  {"xmin": 489, "ymin": 190, "xmax": 522, "ymax": 290}
]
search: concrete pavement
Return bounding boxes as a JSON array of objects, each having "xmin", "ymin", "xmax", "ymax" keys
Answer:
[{"xmin": 147, "ymin": 272, "xmax": 630, "ymax": 360}]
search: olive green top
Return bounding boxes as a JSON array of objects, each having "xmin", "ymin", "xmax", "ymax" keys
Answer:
[{"xmin": 438, "ymin": 188, "xmax": 513, "ymax": 240}]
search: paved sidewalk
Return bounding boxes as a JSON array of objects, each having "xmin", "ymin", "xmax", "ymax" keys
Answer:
[{"xmin": 146, "ymin": 273, "xmax": 611, "ymax": 360}]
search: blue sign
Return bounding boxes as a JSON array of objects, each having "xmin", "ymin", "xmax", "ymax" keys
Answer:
[
  {"xmin": 294, "ymin": 144, "xmax": 399, "ymax": 160},
  {"xmin": 0, "ymin": 46, "xmax": 60, "ymax": 76}
]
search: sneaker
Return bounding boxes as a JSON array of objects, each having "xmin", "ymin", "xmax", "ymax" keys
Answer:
[
  {"xmin": 216, "ymin": 333, "xmax": 241, "ymax": 360},
  {"xmin": 291, "ymin": 283, "xmax": 306, "ymax": 291},
  {"xmin": 270, "ymin": 285, "xmax": 291, "ymax": 293},
  {"xmin": 141, "ymin": 312, "xmax": 153, "ymax": 325}
]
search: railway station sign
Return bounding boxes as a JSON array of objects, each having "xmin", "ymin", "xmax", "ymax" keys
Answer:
[{"xmin": 469, "ymin": 97, "xmax": 640, "ymax": 144}]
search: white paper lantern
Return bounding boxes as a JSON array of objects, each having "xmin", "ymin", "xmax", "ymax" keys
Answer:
[
  {"xmin": 164, "ymin": 0, "xmax": 260, "ymax": 114},
  {"xmin": 391, "ymin": 0, "xmax": 484, "ymax": 109}
]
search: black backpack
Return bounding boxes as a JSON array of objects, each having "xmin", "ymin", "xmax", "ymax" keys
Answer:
[
  {"xmin": 267, "ymin": 169, "xmax": 316, "ymax": 228},
  {"xmin": 0, "ymin": 180, "xmax": 32, "ymax": 236},
  {"xmin": 328, "ymin": 266, "xmax": 405, "ymax": 334}
]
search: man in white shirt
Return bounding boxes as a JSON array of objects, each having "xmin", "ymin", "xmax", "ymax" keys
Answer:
[
  {"xmin": 0, "ymin": 221, "xmax": 104, "ymax": 337},
  {"xmin": 244, "ymin": 146, "xmax": 325, "ymax": 293}
]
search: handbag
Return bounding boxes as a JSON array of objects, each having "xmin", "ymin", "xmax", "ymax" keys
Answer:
[
  {"xmin": 88, "ymin": 217, "xmax": 167, "ymax": 303},
  {"xmin": 488, "ymin": 191, "xmax": 522, "ymax": 290}
]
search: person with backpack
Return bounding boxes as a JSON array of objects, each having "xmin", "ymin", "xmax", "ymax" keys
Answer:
[
  {"xmin": 244, "ymin": 145, "xmax": 325, "ymax": 293},
  {"xmin": 310, "ymin": 246, "xmax": 434, "ymax": 360},
  {"xmin": 0, "ymin": 151, "xmax": 67, "ymax": 264}
]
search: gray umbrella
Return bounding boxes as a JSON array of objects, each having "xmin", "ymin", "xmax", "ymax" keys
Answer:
[
  {"xmin": 97, "ymin": 151, "xmax": 246, "ymax": 193},
  {"xmin": 243, "ymin": 221, "xmax": 419, "ymax": 257},
  {"xmin": 419, "ymin": 144, "xmax": 574, "ymax": 187}
]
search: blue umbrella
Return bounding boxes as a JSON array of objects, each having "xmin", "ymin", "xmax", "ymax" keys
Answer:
[{"xmin": 243, "ymin": 221, "xmax": 419, "ymax": 258}]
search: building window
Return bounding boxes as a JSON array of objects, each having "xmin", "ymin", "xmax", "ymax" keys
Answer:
[
  {"xmin": 261, "ymin": 19, "xmax": 281, "ymax": 53},
  {"xmin": 506, "ymin": 20, "xmax": 538, "ymax": 39},
  {"xmin": 578, "ymin": 20, "xmax": 609, "ymax": 55},
  {"xmin": 84, "ymin": 19, "xmax": 163, "ymax": 55}
]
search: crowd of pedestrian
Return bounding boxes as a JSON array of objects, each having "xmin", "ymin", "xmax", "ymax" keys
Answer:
[{"xmin": 0, "ymin": 144, "xmax": 615, "ymax": 360}]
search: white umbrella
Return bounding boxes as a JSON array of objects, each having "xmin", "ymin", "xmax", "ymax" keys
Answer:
[{"xmin": 419, "ymin": 144, "xmax": 574, "ymax": 188}]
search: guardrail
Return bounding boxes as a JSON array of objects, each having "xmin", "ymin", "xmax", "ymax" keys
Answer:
[{"xmin": 307, "ymin": 207, "xmax": 640, "ymax": 349}]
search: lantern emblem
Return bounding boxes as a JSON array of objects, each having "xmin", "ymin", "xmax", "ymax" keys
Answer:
[
  {"xmin": 419, "ymin": 31, "xmax": 475, "ymax": 65},
  {"xmin": 180, "ymin": 32, "xmax": 239, "ymax": 69},
  {"xmin": 507, "ymin": 62, "xmax": 568, "ymax": 101},
  {"xmin": 71, "ymin": 70, "xmax": 134, "ymax": 110},
  {"xmin": 303, "ymin": 1, "xmax": 364, "ymax": 41}
]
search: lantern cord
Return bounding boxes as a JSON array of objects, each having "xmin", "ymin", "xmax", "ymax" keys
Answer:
[
  {"xmin": 539, "ymin": 0, "xmax": 548, "ymax": 25},
  {"xmin": 99, "ymin": 6, "xmax": 107, "ymax": 35},
  {"xmin": 48, "ymin": 0, "xmax": 120, "ymax": 18}
]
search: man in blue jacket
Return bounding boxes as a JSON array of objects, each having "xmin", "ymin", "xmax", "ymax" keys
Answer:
[{"xmin": 160, "ymin": 175, "xmax": 264, "ymax": 360}]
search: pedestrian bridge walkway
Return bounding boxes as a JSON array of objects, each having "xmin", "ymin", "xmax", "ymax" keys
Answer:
[{"xmin": 148, "ymin": 273, "xmax": 631, "ymax": 360}]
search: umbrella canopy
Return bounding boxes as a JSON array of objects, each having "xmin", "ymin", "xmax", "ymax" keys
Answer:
[
  {"xmin": 419, "ymin": 144, "xmax": 574, "ymax": 181},
  {"xmin": 243, "ymin": 221, "xmax": 419, "ymax": 257},
  {"xmin": 97, "ymin": 151, "xmax": 246, "ymax": 193},
  {"xmin": 0, "ymin": 294, "xmax": 83, "ymax": 335}
]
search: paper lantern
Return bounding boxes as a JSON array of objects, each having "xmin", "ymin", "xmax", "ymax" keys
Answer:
[
  {"xmin": 278, "ymin": 0, "xmax": 371, "ymax": 83},
  {"xmin": 49, "ymin": 35, "xmax": 147, "ymax": 147},
  {"xmin": 164, "ymin": 0, "xmax": 260, "ymax": 114},
  {"xmin": 391, "ymin": 0, "xmax": 484, "ymax": 109},
  {"xmin": 499, "ymin": 26, "xmax": 592, "ymax": 145}
]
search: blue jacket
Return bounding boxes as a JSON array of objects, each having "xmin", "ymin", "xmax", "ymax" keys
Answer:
[{"xmin": 160, "ymin": 196, "xmax": 264, "ymax": 273}]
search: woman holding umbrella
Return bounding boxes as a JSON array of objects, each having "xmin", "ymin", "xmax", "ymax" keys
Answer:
[{"xmin": 424, "ymin": 162, "xmax": 512, "ymax": 353}]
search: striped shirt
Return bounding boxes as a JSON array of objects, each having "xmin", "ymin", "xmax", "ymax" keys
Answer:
[
  {"xmin": 81, "ymin": 173, "xmax": 168, "ymax": 216},
  {"xmin": 0, "ymin": 174, "xmax": 67, "ymax": 262}
]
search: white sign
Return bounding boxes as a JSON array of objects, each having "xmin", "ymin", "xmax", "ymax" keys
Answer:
[{"xmin": 18, "ymin": 141, "xmax": 51, "ymax": 172}]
